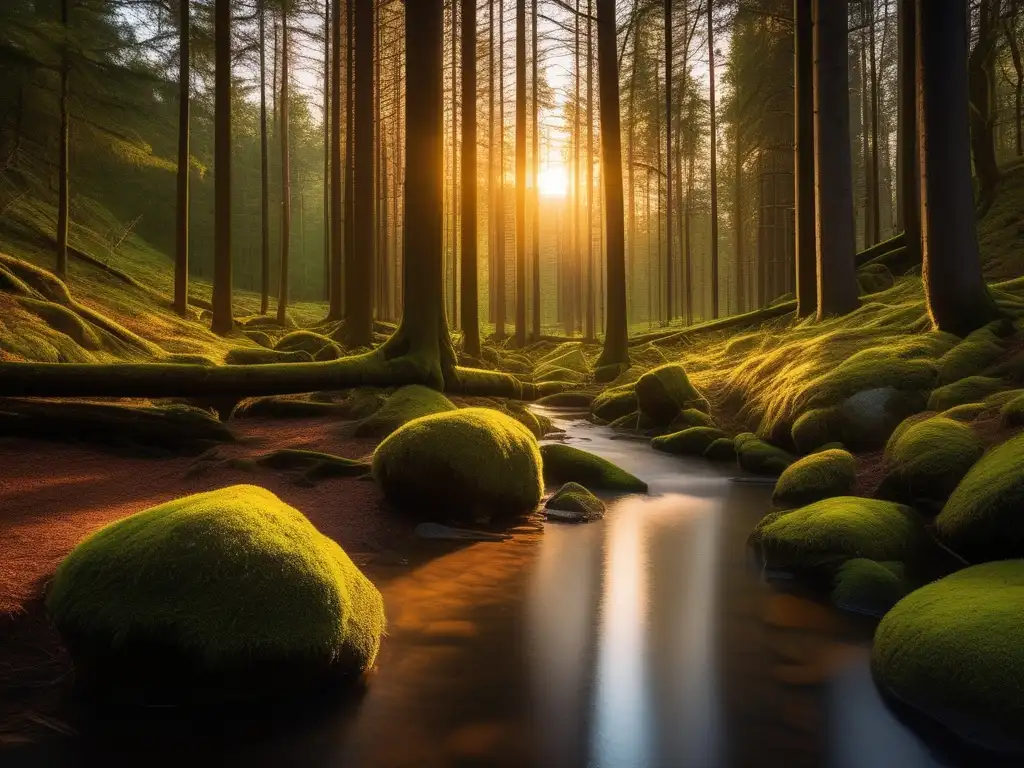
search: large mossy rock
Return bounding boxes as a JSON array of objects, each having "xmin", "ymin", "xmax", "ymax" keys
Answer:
[
  {"xmin": 275, "ymin": 330, "xmax": 334, "ymax": 355},
  {"xmin": 703, "ymin": 437, "xmax": 737, "ymax": 462},
  {"xmin": 935, "ymin": 323, "xmax": 1007, "ymax": 385},
  {"xmin": 372, "ymin": 408, "xmax": 543, "ymax": 521},
  {"xmin": 634, "ymin": 363, "xmax": 705, "ymax": 425},
  {"xmin": 830, "ymin": 558, "xmax": 906, "ymax": 616},
  {"xmin": 651, "ymin": 426, "xmax": 727, "ymax": 456},
  {"xmin": 935, "ymin": 433, "xmax": 1024, "ymax": 562},
  {"xmin": 545, "ymin": 482, "xmax": 605, "ymax": 522},
  {"xmin": 46, "ymin": 485, "xmax": 385, "ymax": 703},
  {"xmin": 591, "ymin": 385, "xmax": 638, "ymax": 422},
  {"xmin": 536, "ymin": 391, "xmax": 594, "ymax": 409},
  {"xmin": 540, "ymin": 443, "xmax": 648, "ymax": 492},
  {"xmin": 353, "ymin": 385, "xmax": 455, "ymax": 438},
  {"xmin": 927, "ymin": 376, "xmax": 1008, "ymax": 413},
  {"xmin": 791, "ymin": 387, "xmax": 928, "ymax": 454},
  {"xmin": 750, "ymin": 496, "xmax": 923, "ymax": 574},
  {"xmin": 772, "ymin": 448, "xmax": 856, "ymax": 509},
  {"xmin": 669, "ymin": 408, "xmax": 717, "ymax": 430},
  {"xmin": 878, "ymin": 416, "xmax": 983, "ymax": 513},
  {"xmin": 872, "ymin": 561, "xmax": 1024, "ymax": 756},
  {"xmin": 735, "ymin": 433, "xmax": 795, "ymax": 476}
]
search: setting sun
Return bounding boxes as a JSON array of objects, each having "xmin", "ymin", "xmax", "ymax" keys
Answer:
[{"xmin": 538, "ymin": 165, "xmax": 569, "ymax": 198}]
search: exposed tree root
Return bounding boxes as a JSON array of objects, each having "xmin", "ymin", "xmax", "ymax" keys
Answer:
[
  {"xmin": 628, "ymin": 301, "xmax": 799, "ymax": 347},
  {"xmin": 855, "ymin": 232, "xmax": 906, "ymax": 267}
]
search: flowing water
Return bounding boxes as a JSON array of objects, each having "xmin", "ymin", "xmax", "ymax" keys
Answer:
[{"xmin": 13, "ymin": 409, "xmax": 977, "ymax": 767}]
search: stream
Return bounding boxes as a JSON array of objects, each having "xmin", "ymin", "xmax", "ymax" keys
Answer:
[{"xmin": 14, "ymin": 409, "xmax": 969, "ymax": 767}]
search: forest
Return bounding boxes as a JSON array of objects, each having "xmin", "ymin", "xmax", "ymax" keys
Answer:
[{"xmin": 2, "ymin": 0, "xmax": 1024, "ymax": 765}]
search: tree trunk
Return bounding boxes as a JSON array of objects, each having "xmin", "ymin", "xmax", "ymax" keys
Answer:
[
  {"xmin": 212, "ymin": 0, "xmax": 233, "ymax": 334},
  {"xmin": 918, "ymin": 0, "xmax": 998, "ymax": 335},
  {"xmin": 665, "ymin": 0, "xmax": 673, "ymax": 325},
  {"xmin": 322, "ymin": 0, "xmax": 331, "ymax": 304},
  {"xmin": 530, "ymin": 0, "xmax": 541, "ymax": 340},
  {"xmin": 450, "ymin": 0, "xmax": 459, "ymax": 328},
  {"xmin": 343, "ymin": 0, "xmax": 375, "ymax": 346},
  {"xmin": 898, "ymin": 0, "xmax": 920, "ymax": 266},
  {"xmin": 627, "ymin": 17, "xmax": 639, "ymax": 323},
  {"xmin": 595, "ymin": 0, "xmax": 628, "ymax": 367},
  {"xmin": 868, "ymin": 0, "xmax": 881, "ymax": 244},
  {"xmin": 859, "ymin": 30, "xmax": 871, "ymax": 247},
  {"xmin": 515, "ymin": 0, "xmax": 527, "ymax": 346},
  {"xmin": 461, "ymin": 0, "xmax": 481, "ymax": 357},
  {"xmin": 812, "ymin": 0, "xmax": 859, "ymax": 318},
  {"xmin": 571, "ymin": 0, "xmax": 581, "ymax": 335},
  {"xmin": 174, "ymin": 0, "xmax": 190, "ymax": 316},
  {"xmin": 969, "ymin": 0, "xmax": 1001, "ymax": 216},
  {"xmin": 684, "ymin": 150, "xmax": 693, "ymax": 325},
  {"xmin": 708, "ymin": 1, "xmax": 719, "ymax": 319},
  {"xmin": 56, "ymin": 0, "xmax": 70, "ymax": 280},
  {"xmin": 496, "ymin": 0, "xmax": 507, "ymax": 339},
  {"xmin": 329, "ymin": 0, "xmax": 343, "ymax": 319},
  {"xmin": 1005, "ymin": 3, "xmax": 1023, "ymax": 156},
  {"xmin": 794, "ymin": 0, "xmax": 816, "ymax": 317},
  {"xmin": 585, "ymin": 0, "xmax": 595, "ymax": 340},
  {"xmin": 277, "ymin": 9, "xmax": 291, "ymax": 325},
  {"xmin": 260, "ymin": 1, "xmax": 271, "ymax": 315}
]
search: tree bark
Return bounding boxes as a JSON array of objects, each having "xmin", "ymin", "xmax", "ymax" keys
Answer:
[
  {"xmin": 174, "ymin": 0, "xmax": 190, "ymax": 316},
  {"xmin": 1005, "ymin": 2, "xmax": 1023, "ymax": 156},
  {"xmin": 918, "ymin": 0, "xmax": 998, "ymax": 336},
  {"xmin": 496, "ymin": 0, "xmax": 507, "ymax": 339},
  {"xmin": 329, "ymin": 0, "xmax": 343, "ymax": 319},
  {"xmin": 515, "ymin": 0, "xmax": 527, "ymax": 346},
  {"xmin": 212, "ymin": 0, "xmax": 233, "ymax": 334},
  {"xmin": 530, "ymin": 0, "xmax": 541, "ymax": 340},
  {"xmin": 812, "ymin": 0, "xmax": 859, "ymax": 318},
  {"xmin": 627, "ymin": 17, "xmax": 639, "ymax": 324},
  {"xmin": 56, "ymin": 0, "xmax": 70, "ymax": 281},
  {"xmin": 969, "ymin": 0, "xmax": 1001, "ymax": 215},
  {"xmin": 585, "ymin": 0, "xmax": 595, "ymax": 340},
  {"xmin": 897, "ymin": 0, "xmax": 920, "ymax": 267},
  {"xmin": 868, "ymin": 0, "xmax": 881, "ymax": 244},
  {"xmin": 322, "ymin": 0, "xmax": 331, "ymax": 304},
  {"xmin": 794, "ymin": 0, "xmax": 816, "ymax": 317},
  {"xmin": 277, "ymin": 8, "xmax": 291, "ymax": 325},
  {"xmin": 665, "ymin": 0, "xmax": 673, "ymax": 324},
  {"xmin": 707, "ymin": 1, "xmax": 719, "ymax": 319},
  {"xmin": 461, "ymin": 0, "xmax": 481, "ymax": 357},
  {"xmin": 343, "ymin": 0, "xmax": 375, "ymax": 346},
  {"xmin": 595, "ymin": 0, "xmax": 629, "ymax": 367},
  {"xmin": 344, "ymin": 0, "xmax": 354, "ymax": 318},
  {"xmin": 260, "ymin": 1, "xmax": 271, "ymax": 315},
  {"xmin": 450, "ymin": 0, "xmax": 459, "ymax": 327}
]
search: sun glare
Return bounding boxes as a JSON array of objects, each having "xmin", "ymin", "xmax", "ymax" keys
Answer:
[{"xmin": 538, "ymin": 165, "xmax": 569, "ymax": 198}]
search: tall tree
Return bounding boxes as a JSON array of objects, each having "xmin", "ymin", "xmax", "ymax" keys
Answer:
[
  {"xmin": 329, "ymin": 0, "xmax": 343, "ymax": 319},
  {"xmin": 794, "ymin": 0, "xmax": 816, "ymax": 317},
  {"xmin": 343, "ymin": 0, "xmax": 355, "ymax": 321},
  {"xmin": 212, "ymin": 0, "xmax": 233, "ymax": 334},
  {"xmin": 450, "ymin": 0, "xmax": 459, "ymax": 326},
  {"xmin": 496, "ymin": 0, "xmax": 507, "ymax": 339},
  {"xmin": 812, "ymin": 0, "xmax": 858, "ymax": 318},
  {"xmin": 56, "ymin": 0, "xmax": 70, "ymax": 280},
  {"xmin": 515, "ymin": 0, "xmax": 527, "ymax": 346},
  {"xmin": 260, "ymin": 0, "xmax": 271, "ymax": 315},
  {"xmin": 461, "ymin": 0, "xmax": 480, "ymax": 357},
  {"xmin": 664, "ymin": 0, "xmax": 673, "ymax": 324},
  {"xmin": 1006, "ymin": 1, "xmax": 1023, "ymax": 156},
  {"xmin": 585, "ymin": 0, "xmax": 594, "ymax": 339},
  {"xmin": 918, "ymin": 0, "xmax": 998, "ymax": 335},
  {"xmin": 897, "ymin": 0, "xmax": 919, "ymax": 265},
  {"xmin": 530, "ymin": 0, "xmax": 541, "ymax": 339},
  {"xmin": 277, "ymin": 4, "xmax": 291, "ymax": 325},
  {"xmin": 174, "ymin": 0, "xmax": 190, "ymax": 316},
  {"xmin": 968, "ymin": 0, "xmax": 1001, "ymax": 215},
  {"xmin": 707, "ymin": 0, "xmax": 719, "ymax": 319},
  {"xmin": 595, "ymin": 0, "xmax": 628, "ymax": 367},
  {"xmin": 322, "ymin": 0, "xmax": 331, "ymax": 303},
  {"xmin": 344, "ymin": 0, "xmax": 375, "ymax": 346},
  {"xmin": 868, "ymin": 0, "xmax": 881, "ymax": 244}
]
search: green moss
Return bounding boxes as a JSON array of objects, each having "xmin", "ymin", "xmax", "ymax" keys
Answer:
[
  {"xmin": 830, "ymin": 558, "xmax": 906, "ymax": 616},
  {"xmin": 631, "ymin": 344, "xmax": 668, "ymax": 368},
  {"xmin": 703, "ymin": 437, "xmax": 737, "ymax": 462},
  {"xmin": 750, "ymin": 496, "xmax": 923, "ymax": 573},
  {"xmin": 872, "ymin": 561, "xmax": 1024, "ymax": 755},
  {"xmin": 670, "ymin": 408, "xmax": 717, "ymax": 430},
  {"xmin": 839, "ymin": 387, "xmax": 929, "ymax": 451},
  {"xmin": 927, "ymin": 375, "xmax": 1008, "ymax": 412},
  {"xmin": 224, "ymin": 347, "xmax": 314, "ymax": 365},
  {"xmin": 230, "ymin": 395, "xmax": 351, "ymax": 420},
  {"xmin": 314, "ymin": 343, "xmax": 343, "ymax": 361},
  {"xmin": 651, "ymin": 426, "xmax": 728, "ymax": 456},
  {"xmin": 535, "ymin": 346, "xmax": 589, "ymax": 377},
  {"xmin": 999, "ymin": 392, "xmax": 1024, "ymax": 427},
  {"xmin": 772, "ymin": 449, "xmax": 857, "ymax": 509},
  {"xmin": 591, "ymin": 385, "xmax": 639, "ymax": 422},
  {"xmin": 353, "ymin": 385, "xmax": 455, "ymax": 438},
  {"xmin": 791, "ymin": 407, "xmax": 843, "ymax": 454},
  {"xmin": 594, "ymin": 362, "xmax": 628, "ymax": 382},
  {"xmin": 275, "ymin": 330, "xmax": 333, "ymax": 355},
  {"xmin": 540, "ymin": 443, "xmax": 648, "ymax": 492},
  {"xmin": 935, "ymin": 432, "xmax": 1024, "ymax": 562},
  {"xmin": 535, "ymin": 366, "xmax": 586, "ymax": 384},
  {"xmin": 244, "ymin": 329, "xmax": 273, "ymax": 348},
  {"xmin": 166, "ymin": 352, "xmax": 218, "ymax": 366},
  {"xmin": 500, "ymin": 401, "xmax": 547, "ymax": 438},
  {"xmin": 879, "ymin": 417, "xmax": 983, "ymax": 512},
  {"xmin": 609, "ymin": 411, "xmax": 640, "ymax": 430},
  {"xmin": 935, "ymin": 323, "xmax": 1006, "ymax": 385},
  {"xmin": 372, "ymin": 408, "xmax": 543, "ymax": 522},
  {"xmin": 940, "ymin": 402, "xmax": 989, "ymax": 422},
  {"xmin": 737, "ymin": 436, "xmax": 795, "ymax": 476},
  {"xmin": 46, "ymin": 485, "xmax": 385, "ymax": 701},
  {"xmin": 799, "ymin": 357, "xmax": 937, "ymax": 412},
  {"xmin": 635, "ymin": 363, "xmax": 704, "ymax": 424},
  {"xmin": 545, "ymin": 482, "xmax": 605, "ymax": 522},
  {"xmin": 17, "ymin": 297, "xmax": 103, "ymax": 351},
  {"xmin": 256, "ymin": 449, "xmax": 370, "ymax": 483},
  {"xmin": 536, "ymin": 391, "xmax": 594, "ymax": 408}
]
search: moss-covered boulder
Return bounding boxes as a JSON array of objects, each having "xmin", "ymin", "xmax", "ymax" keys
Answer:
[
  {"xmin": 535, "ymin": 366, "xmax": 586, "ymax": 384},
  {"xmin": 353, "ymin": 385, "xmax": 455, "ymax": 438},
  {"xmin": 651, "ymin": 426, "xmax": 727, "ymax": 456},
  {"xmin": 275, "ymin": 330, "xmax": 334, "ymax": 355},
  {"xmin": 927, "ymin": 375, "xmax": 1007, "ymax": 413},
  {"xmin": 935, "ymin": 433, "xmax": 1024, "ymax": 562},
  {"xmin": 736, "ymin": 435, "xmax": 794, "ymax": 476},
  {"xmin": 670, "ymin": 408, "xmax": 717, "ymax": 430},
  {"xmin": 800, "ymin": 357, "xmax": 937, "ymax": 412},
  {"xmin": 499, "ymin": 402, "xmax": 549, "ymax": 439},
  {"xmin": 372, "ymin": 408, "xmax": 543, "ymax": 521},
  {"xmin": 225, "ymin": 347, "xmax": 313, "ymax": 365},
  {"xmin": 536, "ymin": 391, "xmax": 594, "ymax": 409},
  {"xmin": 635, "ymin": 364, "xmax": 705, "ymax": 424},
  {"xmin": 703, "ymin": 437, "xmax": 736, "ymax": 463},
  {"xmin": 791, "ymin": 407, "xmax": 843, "ymax": 454},
  {"xmin": 772, "ymin": 449, "xmax": 856, "ymax": 509},
  {"xmin": 878, "ymin": 417, "xmax": 983, "ymax": 513},
  {"xmin": 999, "ymin": 392, "xmax": 1024, "ymax": 427},
  {"xmin": 545, "ymin": 482, "xmax": 605, "ymax": 522},
  {"xmin": 591, "ymin": 385, "xmax": 638, "ymax": 422},
  {"xmin": 46, "ymin": 485, "xmax": 385, "ymax": 703},
  {"xmin": 940, "ymin": 402, "xmax": 989, "ymax": 423},
  {"xmin": 935, "ymin": 323, "xmax": 1006, "ymax": 385},
  {"xmin": 536, "ymin": 345, "xmax": 589, "ymax": 374},
  {"xmin": 839, "ymin": 387, "xmax": 928, "ymax": 451},
  {"xmin": 750, "ymin": 496, "xmax": 922, "ymax": 574},
  {"xmin": 540, "ymin": 443, "xmax": 647, "ymax": 492},
  {"xmin": 830, "ymin": 558, "xmax": 906, "ymax": 616},
  {"xmin": 872, "ymin": 561, "xmax": 1024, "ymax": 756}
]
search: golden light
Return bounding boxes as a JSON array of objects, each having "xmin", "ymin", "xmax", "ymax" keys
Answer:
[{"xmin": 537, "ymin": 164, "xmax": 569, "ymax": 198}]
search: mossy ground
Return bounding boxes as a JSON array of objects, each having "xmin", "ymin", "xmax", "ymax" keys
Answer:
[
  {"xmin": 353, "ymin": 385, "xmax": 455, "ymax": 438},
  {"xmin": 772, "ymin": 449, "xmax": 857, "ymax": 509},
  {"xmin": 46, "ymin": 485, "xmax": 385, "ymax": 703},
  {"xmin": 539, "ymin": 443, "xmax": 648, "ymax": 492}
]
